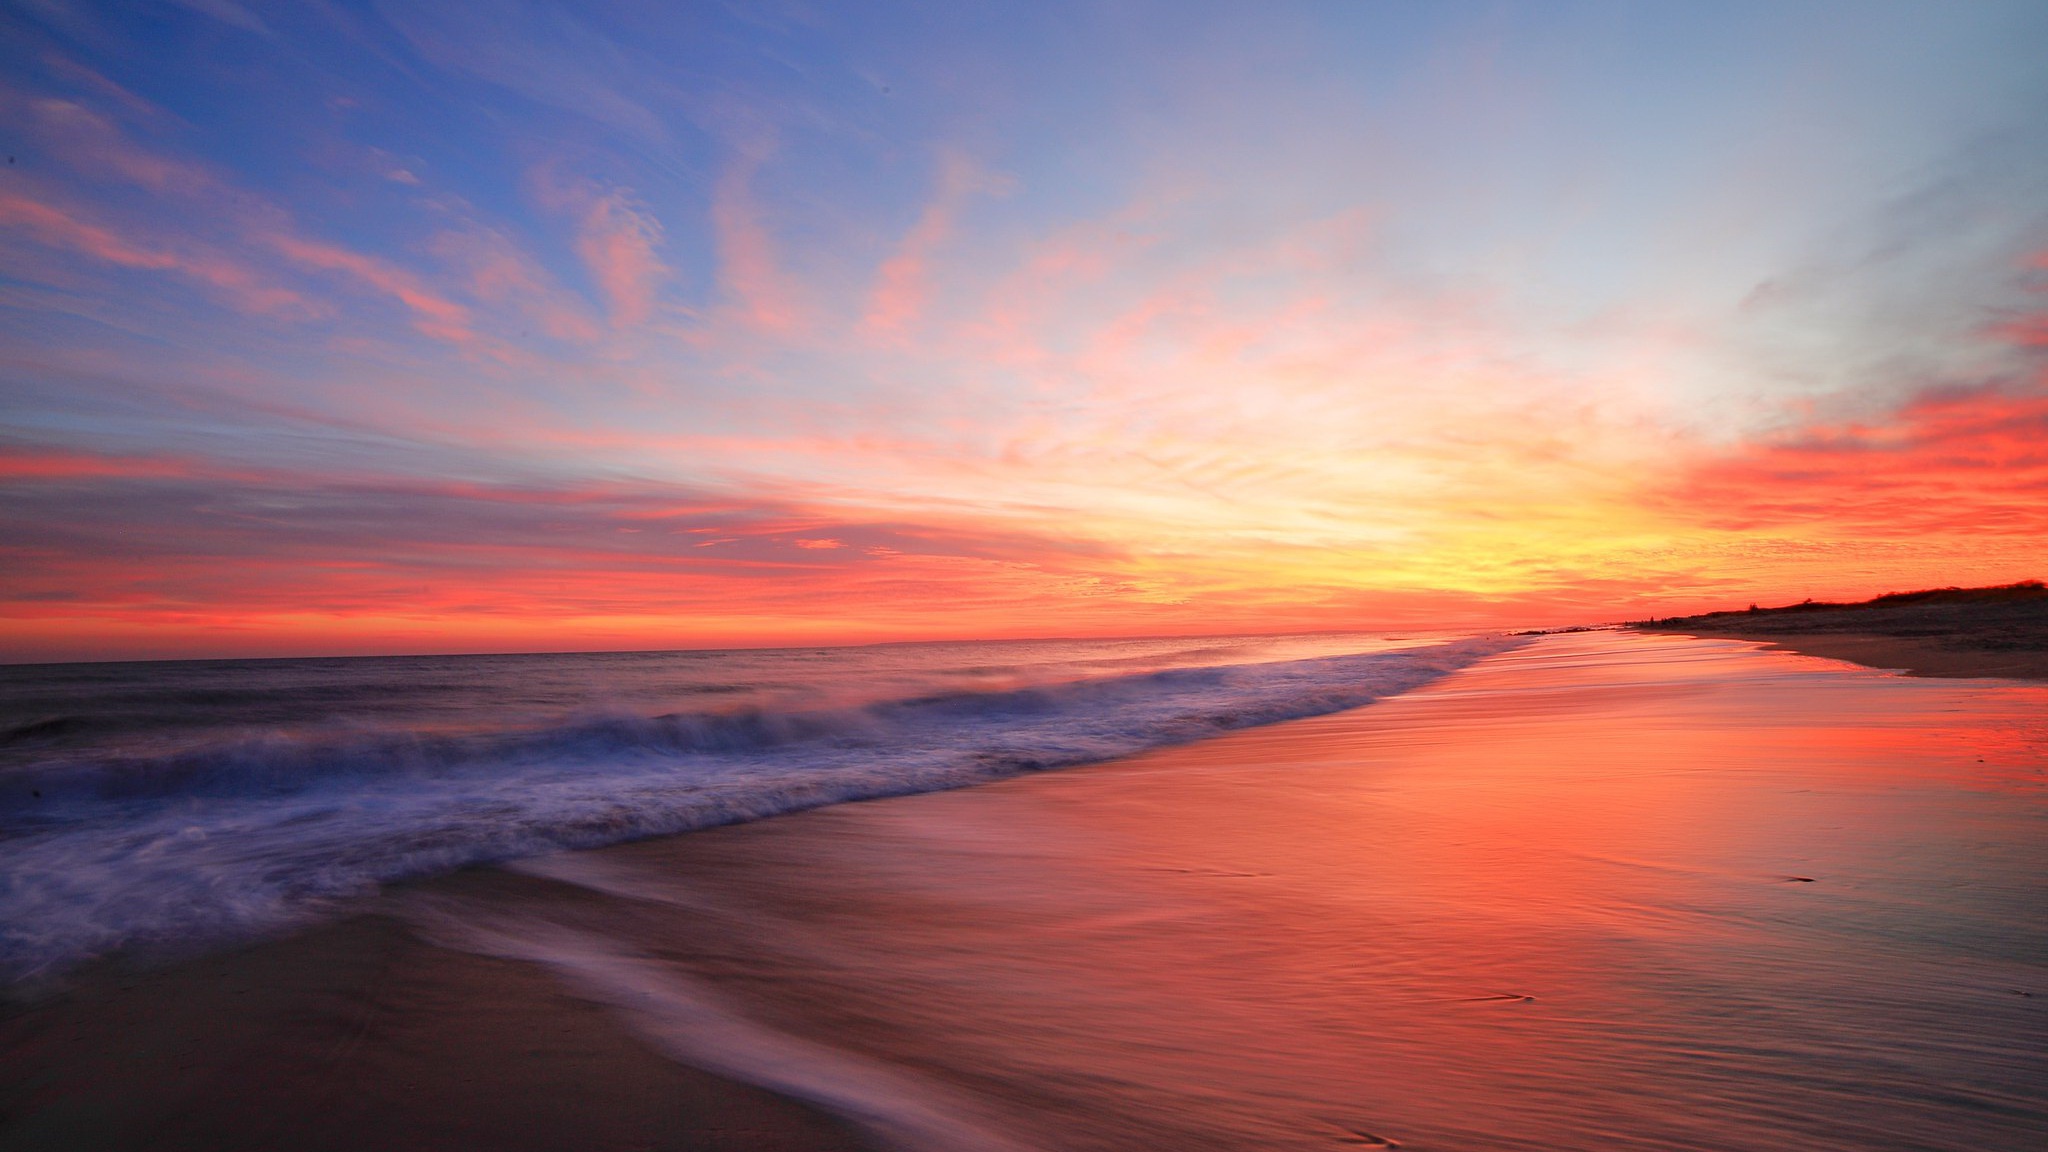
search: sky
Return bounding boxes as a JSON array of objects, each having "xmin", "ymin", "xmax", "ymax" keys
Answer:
[{"xmin": 2, "ymin": 0, "xmax": 2045, "ymax": 661}]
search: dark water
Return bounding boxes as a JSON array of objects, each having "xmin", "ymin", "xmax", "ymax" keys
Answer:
[{"xmin": 0, "ymin": 631, "xmax": 1509, "ymax": 984}]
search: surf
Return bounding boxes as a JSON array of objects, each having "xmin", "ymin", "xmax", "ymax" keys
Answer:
[{"xmin": 0, "ymin": 634, "xmax": 1521, "ymax": 985}]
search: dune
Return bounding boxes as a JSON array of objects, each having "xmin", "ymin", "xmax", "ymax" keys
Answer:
[{"xmin": 1632, "ymin": 581, "xmax": 2048, "ymax": 680}]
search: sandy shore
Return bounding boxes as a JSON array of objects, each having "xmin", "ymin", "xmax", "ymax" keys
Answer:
[
  {"xmin": 1636, "ymin": 591, "xmax": 2048, "ymax": 680},
  {"xmin": 0, "ymin": 884, "xmax": 874, "ymax": 1152},
  {"xmin": 5, "ymin": 632, "xmax": 2045, "ymax": 1151}
]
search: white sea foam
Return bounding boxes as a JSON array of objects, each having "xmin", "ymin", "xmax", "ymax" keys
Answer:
[{"xmin": 0, "ymin": 636, "xmax": 1520, "ymax": 983}]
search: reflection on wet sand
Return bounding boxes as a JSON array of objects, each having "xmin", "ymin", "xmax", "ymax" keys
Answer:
[
  {"xmin": 436, "ymin": 632, "xmax": 2048, "ymax": 1150},
  {"xmin": 6, "ymin": 632, "xmax": 2044, "ymax": 1151}
]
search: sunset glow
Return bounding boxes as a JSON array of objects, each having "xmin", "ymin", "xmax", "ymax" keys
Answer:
[{"xmin": 3, "ymin": 2, "xmax": 2045, "ymax": 661}]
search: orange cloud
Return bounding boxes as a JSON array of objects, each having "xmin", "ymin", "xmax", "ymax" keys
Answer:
[
  {"xmin": 0, "ymin": 444, "xmax": 1166, "ymax": 660},
  {"xmin": 1666, "ymin": 383, "xmax": 2048, "ymax": 539}
]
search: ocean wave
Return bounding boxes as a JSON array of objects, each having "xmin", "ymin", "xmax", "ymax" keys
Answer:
[{"xmin": 0, "ymin": 636, "xmax": 1520, "ymax": 985}]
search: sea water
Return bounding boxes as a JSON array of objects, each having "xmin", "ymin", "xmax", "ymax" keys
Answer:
[{"xmin": 0, "ymin": 631, "xmax": 1514, "ymax": 984}]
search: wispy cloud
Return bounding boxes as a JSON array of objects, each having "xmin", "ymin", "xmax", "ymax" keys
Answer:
[
  {"xmin": 27, "ymin": 97, "xmax": 244, "ymax": 202},
  {"xmin": 863, "ymin": 151, "xmax": 1008, "ymax": 340},
  {"xmin": 264, "ymin": 233, "xmax": 477, "ymax": 345},
  {"xmin": 532, "ymin": 169, "xmax": 670, "ymax": 329},
  {"xmin": 710, "ymin": 138, "xmax": 801, "ymax": 333},
  {"xmin": 429, "ymin": 225, "xmax": 603, "ymax": 343},
  {"xmin": 0, "ymin": 190, "xmax": 307, "ymax": 315}
]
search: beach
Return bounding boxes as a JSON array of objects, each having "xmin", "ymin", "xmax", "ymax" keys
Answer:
[
  {"xmin": 5, "ymin": 631, "xmax": 2045, "ymax": 1150},
  {"xmin": 8, "ymin": 5, "xmax": 2045, "ymax": 1149},
  {"xmin": 1637, "ymin": 586, "xmax": 2048, "ymax": 681},
  {"xmin": 0, "ymin": 908, "xmax": 870, "ymax": 1152}
]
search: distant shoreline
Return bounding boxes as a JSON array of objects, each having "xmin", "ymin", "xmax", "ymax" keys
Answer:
[{"xmin": 1631, "ymin": 582, "xmax": 2048, "ymax": 681}]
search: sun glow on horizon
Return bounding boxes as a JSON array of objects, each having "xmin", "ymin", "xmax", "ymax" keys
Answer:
[{"xmin": 2, "ymin": 1, "xmax": 2045, "ymax": 662}]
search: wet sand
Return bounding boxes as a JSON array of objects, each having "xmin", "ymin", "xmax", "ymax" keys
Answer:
[
  {"xmin": 0, "ymin": 899, "xmax": 873, "ymax": 1152},
  {"xmin": 6, "ymin": 632, "xmax": 2046, "ymax": 1150}
]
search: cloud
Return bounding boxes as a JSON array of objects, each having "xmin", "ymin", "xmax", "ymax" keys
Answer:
[
  {"xmin": 1658, "ymin": 264, "xmax": 2048, "ymax": 548},
  {"xmin": 531, "ymin": 171, "xmax": 670, "ymax": 329},
  {"xmin": 264, "ymin": 232, "xmax": 477, "ymax": 345},
  {"xmin": 12, "ymin": 96, "xmax": 507, "ymax": 349},
  {"xmin": 710, "ymin": 143, "xmax": 801, "ymax": 332},
  {"xmin": 430, "ymin": 225, "xmax": 604, "ymax": 343},
  {"xmin": 0, "ymin": 190, "xmax": 307, "ymax": 315},
  {"xmin": 37, "ymin": 54, "xmax": 174, "ymax": 124},
  {"xmin": 0, "ymin": 445, "xmax": 210, "ymax": 481},
  {"xmin": 0, "ymin": 442, "xmax": 1140, "ymax": 659},
  {"xmin": 1664, "ymin": 381, "xmax": 2048, "ymax": 540},
  {"xmin": 27, "ymin": 98, "xmax": 244, "ymax": 203},
  {"xmin": 863, "ymin": 151, "xmax": 1008, "ymax": 339}
]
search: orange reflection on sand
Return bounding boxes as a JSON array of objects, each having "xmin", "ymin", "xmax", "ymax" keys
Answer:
[{"xmin": 517, "ymin": 631, "xmax": 2048, "ymax": 1150}]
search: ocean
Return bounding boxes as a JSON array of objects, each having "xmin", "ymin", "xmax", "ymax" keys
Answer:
[
  {"xmin": 4, "ymin": 631, "xmax": 2046, "ymax": 1151},
  {"xmin": 0, "ymin": 630, "xmax": 1509, "ymax": 986}
]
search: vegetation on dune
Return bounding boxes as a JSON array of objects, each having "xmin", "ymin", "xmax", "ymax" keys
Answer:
[{"xmin": 1631, "ymin": 581, "xmax": 2045, "ymax": 629}]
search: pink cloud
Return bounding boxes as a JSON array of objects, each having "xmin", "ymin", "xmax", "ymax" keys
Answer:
[
  {"xmin": 863, "ymin": 151, "xmax": 1004, "ymax": 339},
  {"xmin": 966, "ymin": 199, "xmax": 1173, "ymax": 371},
  {"xmin": 574, "ymin": 188, "xmax": 667, "ymax": 328},
  {"xmin": 38, "ymin": 55, "xmax": 172, "ymax": 125},
  {"xmin": 0, "ymin": 447, "xmax": 207, "ymax": 481},
  {"xmin": 528, "ymin": 169, "xmax": 671, "ymax": 330},
  {"xmin": 431, "ymin": 226, "xmax": 603, "ymax": 343},
  {"xmin": 19, "ymin": 96, "xmax": 510, "ymax": 352},
  {"xmin": 0, "ymin": 190, "xmax": 306, "ymax": 315},
  {"xmin": 265, "ymin": 232, "xmax": 476, "ymax": 345},
  {"xmin": 528, "ymin": 168, "xmax": 671, "ymax": 332},
  {"xmin": 710, "ymin": 149, "xmax": 799, "ymax": 332},
  {"xmin": 29, "ymin": 98, "xmax": 249, "ymax": 206}
]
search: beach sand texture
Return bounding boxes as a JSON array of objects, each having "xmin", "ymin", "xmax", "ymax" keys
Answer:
[{"xmin": 5, "ymin": 631, "xmax": 2045, "ymax": 1151}]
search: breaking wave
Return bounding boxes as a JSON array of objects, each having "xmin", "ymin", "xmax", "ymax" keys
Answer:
[{"xmin": 0, "ymin": 636, "xmax": 1520, "ymax": 984}]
